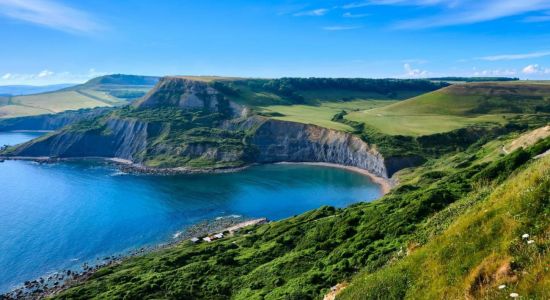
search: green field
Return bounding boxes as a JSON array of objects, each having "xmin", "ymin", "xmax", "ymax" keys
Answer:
[
  {"xmin": 0, "ymin": 74, "xmax": 158, "ymax": 119},
  {"xmin": 344, "ymin": 82, "xmax": 550, "ymax": 136},
  {"xmin": 260, "ymin": 100, "xmax": 398, "ymax": 131},
  {"xmin": 52, "ymin": 125, "xmax": 550, "ymax": 300}
]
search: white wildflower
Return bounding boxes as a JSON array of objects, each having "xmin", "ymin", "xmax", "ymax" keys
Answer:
[
  {"xmin": 521, "ymin": 233, "xmax": 529, "ymax": 239},
  {"xmin": 498, "ymin": 284, "xmax": 506, "ymax": 289},
  {"xmin": 527, "ymin": 240, "xmax": 535, "ymax": 244},
  {"xmin": 510, "ymin": 292, "xmax": 519, "ymax": 298}
]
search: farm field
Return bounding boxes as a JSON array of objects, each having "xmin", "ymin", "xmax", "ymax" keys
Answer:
[
  {"xmin": 343, "ymin": 82, "xmax": 550, "ymax": 136},
  {"xmin": 0, "ymin": 74, "xmax": 159, "ymax": 119},
  {"xmin": 259, "ymin": 100, "xmax": 398, "ymax": 131}
]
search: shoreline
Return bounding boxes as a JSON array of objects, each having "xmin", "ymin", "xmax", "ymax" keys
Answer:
[
  {"xmin": 0, "ymin": 157, "xmax": 392, "ymax": 298},
  {"xmin": 1, "ymin": 216, "xmax": 268, "ymax": 299},
  {"xmin": 276, "ymin": 162, "xmax": 393, "ymax": 195},
  {"xmin": 0, "ymin": 156, "xmax": 394, "ymax": 194}
]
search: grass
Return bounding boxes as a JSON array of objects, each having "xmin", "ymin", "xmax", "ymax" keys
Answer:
[
  {"xmin": 50, "ymin": 123, "xmax": 550, "ymax": 299},
  {"xmin": 344, "ymin": 82, "xmax": 550, "ymax": 136},
  {"xmin": 346, "ymin": 112, "xmax": 509, "ymax": 136},
  {"xmin": 339, "ymin": 155, "xmax": 550, "ymax": 299},
  {"xmin": 0, "ymin": 90, "xmax": 123, "ymax": 119},
  {"xmin": 0, "ymin": 74, "xmax": 159, "ymax": 119},
  {"xmin": 12, "ymin": 91, "xmax": 121, "ymax": 113},
  {"xmin": 259, "ymin": 100, "xmax": 397, "ymax": 132},
  {"xmin": 0, "ymin": 104, "xmax": 52, "ymax": 118}
]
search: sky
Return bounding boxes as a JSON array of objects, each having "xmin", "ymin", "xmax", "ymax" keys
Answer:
[{"xmin": 1, "ymin": 0, "xmax": 550, "ymax": 85}]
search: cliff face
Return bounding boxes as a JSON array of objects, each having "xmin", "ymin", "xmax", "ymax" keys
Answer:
[
  {"xmin": 3, "ymin": 77, "xmax": 414, "ymax": 178},
  {"xmin": 9, "ymin": 117, "xmax": 149, "ymax": 161},
  {"xmin": 133, "ymin": 77, "xmax": 246, "ymax": 117},
  {"xmin": 249, "ymin": 119, "xmax": 388, "ymax": 178}
]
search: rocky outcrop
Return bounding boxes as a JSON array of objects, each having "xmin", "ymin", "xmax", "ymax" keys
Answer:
[
  {"xmin": 249, "ymin": 119, "xmax": 389, "ymax": 178},
  {"xmin": 2, "ymin": 77, "xmax": 417, "ymax": 178},
  {"xmin": 5, "ymin": 114, "xmax": 402, "ymax": 178},
  {"xmin": 133, "ymin": 77, "xmax": 246, "ymax": 117}
]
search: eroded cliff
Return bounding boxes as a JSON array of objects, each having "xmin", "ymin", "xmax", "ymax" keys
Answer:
[{"xmin": 2, "ymin": 77, "xmax": 412, "ymax": 178}]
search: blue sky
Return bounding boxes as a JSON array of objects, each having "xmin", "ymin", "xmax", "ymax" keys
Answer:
[{"xmin": 1, "ymin": 0, "xmax": 550, "ymax": 85}]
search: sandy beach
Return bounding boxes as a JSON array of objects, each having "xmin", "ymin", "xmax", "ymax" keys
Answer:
[{"xmin": 277, "ymin": 162, "xmax": 393, "ymax": 195}]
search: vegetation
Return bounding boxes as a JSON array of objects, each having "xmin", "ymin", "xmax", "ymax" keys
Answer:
[
  {"xmin": 54, "ymin": 123, "xmax": 550, "ymax": 299},
  {"xmin": 0, "ymin": 74, "xmax": 158, "ymax": 119},
  {"xmin": 340, "ymin": 152, "xmax": 550, "ymax": 299},
  {"xmin": 211, "ymin": 78, "xmax": 447, "ymax": 107},
  {"xmin": 109, "ymin": 107, "xmax": 252, "ymax": 168},
  {"xmin": 2, "ymin": 76, "xmax": 549, "ymax": 299},
  {"xmin": 427, "ymin": 77, "xmax": 520, "ymax": 82},
  {"xmin": 345, "ymin": 82, "xmax": 550, "ymax": 136},
  {"xmin": 257, "ymin": 100, "xmax": 397, "ymax": 132}
]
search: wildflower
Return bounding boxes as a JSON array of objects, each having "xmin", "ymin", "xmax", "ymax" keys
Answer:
[
  {"xmin": 527, "ymin": 240, "xmax": 535, "ymax": 244},
  {"xmin": 510, "ymin": 293, "xmax": 519, "ymax": 298},
  {"xmin": 521, "ymin": 233, "xmax": 529, "ymax": 239},
  {"xmin": 498, "ymin": 284, "xmax": 506, "ymax": 289}
]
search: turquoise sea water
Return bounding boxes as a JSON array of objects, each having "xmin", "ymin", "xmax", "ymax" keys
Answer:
[{"xmin": 0, "ymin": 131, "xmax": 381, "ymax": 292}]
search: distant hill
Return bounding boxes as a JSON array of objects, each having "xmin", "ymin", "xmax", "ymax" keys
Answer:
[
  {"xmin": 428, "ymin": 77, "xmax": 519, "ymax": 83},
  {"xmin": 346, "ymin": 82, "xmax": 550, "ymax": 136},
  {"xmin": 0, "ymin": 74, "xmax": 159, "ymax": 119},
  {"xmin": 74, "ymin": 74, "xmax": 159, "ymax": 88},
  {"xmin": 0, "ymin": 84, "xmax": 75, "ymax": 96}
]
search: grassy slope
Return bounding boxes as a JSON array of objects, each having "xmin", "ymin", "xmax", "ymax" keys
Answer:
[
  {"xmin": 340, "ymin": 155, "xmax": 550, "ymax": 299},
  {"xmin": 0, "ymin": 75, "xmax": 158, "ymax": 119},
  {"xmin": 346, "ymin": 82, "xmax": 550, "ymax": 136},
  {"xmin": 52, "ymin": 125, "xmax": 550, "ymax": 299},
  {"xmin": 260, "ymin": 100, "xmax": 398, "ymax": 132}
]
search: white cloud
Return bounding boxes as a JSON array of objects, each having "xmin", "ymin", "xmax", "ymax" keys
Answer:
[
  {"xmin": 404, "ymin": 63, "xmax": 428, "ymax": 77},
  {"xmin": 37, "ymin": 69, "xmax": 54, "ymax": 78},
  {"xmin": 322, "ymin": 25, "xmax": 362, "ymax": 31},
  {"xmin": 294, "ymin": 8, "xmax": 329, "ymax": 17},
  {"xmin": 349, "ymin": 0, "xmax": 550, "ymax": 29},
  {"xmin": 0, "ymin": 0, "xmax": 102, "ymax": 34},
  {"xmin": 522, "ymin": 64, "xmax": 540, "ymax": 74},
  {"xmin": 343, "ymin": 12, "xmax": 370, "ymax": 18},
  {"xmin": 473, "ymin": 68, "xmax": 517, "ymax": 76},
  {"xmin": 522, "ymin": 64, "xmax": 550, "ymax": 74},
  {"xmin": 478, "ymin": 51, "xmax": 550, "ymax": 61},
  {"xmin": 0, "ymin": 68, "xmax": 108, "ymax": 85},
  {"xmin": 343, "ymin": 0, "xmax": 455, "ymax": 9}
]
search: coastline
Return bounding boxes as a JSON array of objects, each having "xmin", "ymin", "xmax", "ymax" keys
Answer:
[
  {"xmin": 276, "ymin": 162, "xmax": 393, "ymax": 195},
  {"xmin": 0, "ymin": 156, "xmax": 253, "ymax": 175},
  {"xmin": 0, "ymin": 157, "xmax": 394, "ymax": 195},
  {"xmin": 1, "ymin": 216, "xmax": 268, "ymax": 299},
  {"xmin": 0, "ymin": 157, "xmax": 391, "ymax": 298}
]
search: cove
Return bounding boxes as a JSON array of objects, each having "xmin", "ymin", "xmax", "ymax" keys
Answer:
[{"xmin": 0, "ymin": 132, "xmax": 381, "ymax": 293}]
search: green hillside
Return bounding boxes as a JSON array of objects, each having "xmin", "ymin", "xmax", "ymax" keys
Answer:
[
  {"xmin": 346, "ymin": 82, "xmax": 550, "ymax": 136},
  {"xmin": 340, "ymin": 155, "xmax": 550, "ymax": 299},
  {"xmin": 51, "ymin": 125, "xmax": 550, "ymax": 300},
  {"xmin": 2, "ymin": 77, "xmax": 549, "ymax": 299},
  {"xmin": 0, "ymin": 74, "xmax": 158, "ymax": 119},
  {"xmin": 217, "ymin": 78, "xmax": 447, "ymax": 131}
]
